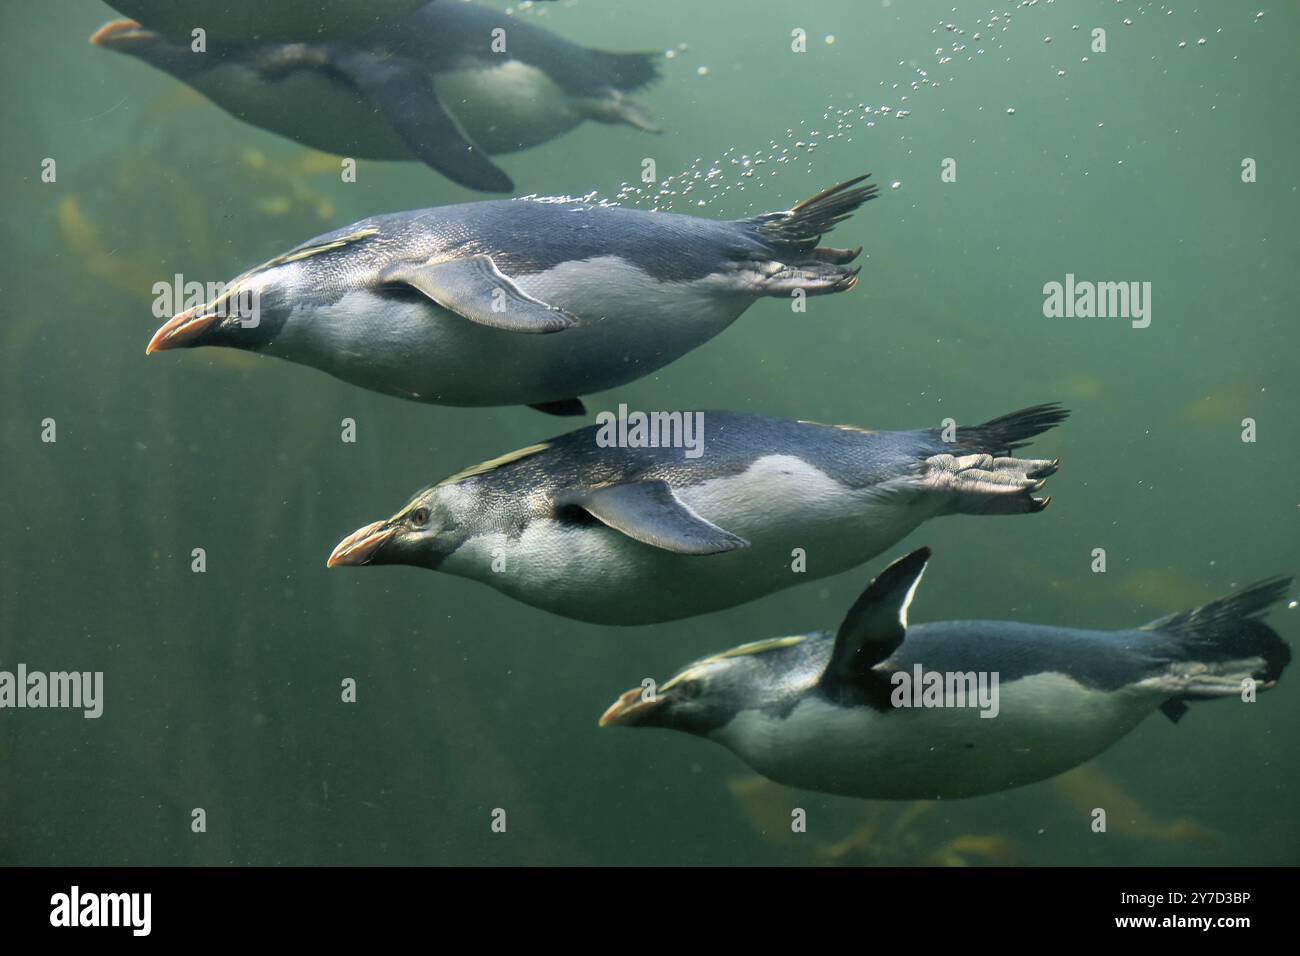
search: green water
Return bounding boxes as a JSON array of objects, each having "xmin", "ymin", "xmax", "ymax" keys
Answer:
[{"xmin": 1, "ymin": 0, "xmax": 1296, "ymax": 866}]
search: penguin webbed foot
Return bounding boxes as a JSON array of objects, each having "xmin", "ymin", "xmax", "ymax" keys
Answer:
[
  {"xmin": 757, "ymin": 260, "xmax": 862, "ymax": 297},
  {"xmin": 920, "ymin": 452, "xmax": 1058, "ymax": 515}
]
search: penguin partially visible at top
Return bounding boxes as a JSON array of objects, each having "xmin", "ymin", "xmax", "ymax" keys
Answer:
[
  {"xmin": 327, "ymin": 405, "xmax": 1066, "ymax": 625},
  {"xmin": 104, "ymin": 0, "xmax": 429, "ymax": 44},
  {"xmin": 92, "ymin": 0, "xmax": 651, "ymax": 191},
  {"xmin": 600, "ymin": 548, "xmax": 1294, "ymax": 799},
  {"xmin": 144, "ymin": 176, "xmax": 877, "ymax": 415}
]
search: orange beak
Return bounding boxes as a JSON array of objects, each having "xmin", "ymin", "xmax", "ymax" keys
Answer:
[
  {"xmin": 598, "ymin": 687, "xmax": 663, "ymax": 728},
  {"xmin": 327, "ymin": 521, "xmax": 397, "ymax": 568},
  {"xmin": 145, "ymin": 306, "xmax": 221, "ymax": 355},
  {"xmin": 90, "ymin": 19, "xmax": 150, "ymax": 46}
]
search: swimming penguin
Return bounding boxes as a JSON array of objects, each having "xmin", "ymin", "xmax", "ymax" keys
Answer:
[
  {"xmin": 104, "ymin": 0, "xmax": 428, "ymax": 44},
  {"xmin": 91, "ymin": 1, "xmax": 652, "ymax": 191},
  {"xmin": 144, "ymin": 176, "xmax": 876, "ymax": 414},
  {"xmin": 599, "ymin": 548, "xmax": 1294, "ymax": 799},
  {"xmin": 327, "ymin": 405, "xmax": 1066, "ymax": 625}
]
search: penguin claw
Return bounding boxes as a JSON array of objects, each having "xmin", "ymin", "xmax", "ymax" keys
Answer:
[
  {"xmin": 1027, "ymin": 458, "xmax": 1061, "ymax": 479},
  {"xmin": 813, "ymin": 245, "xmax": 864, "ymax": 265}
]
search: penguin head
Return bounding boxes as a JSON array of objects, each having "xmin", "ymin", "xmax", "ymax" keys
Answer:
[
  {"xmin": 327, "ymin": 483, "xmax": 471, "ymax": 572},
  {"xmin": 145, "ymin": 263, "xmax": 300, "ymax": 356},
  {"xmin": 599, "ymin": 636, "xmax": 810, "ymax": 738},
  {"xmin": 90, "ymin": 20, "xmax": 210, "ymax": 80}
]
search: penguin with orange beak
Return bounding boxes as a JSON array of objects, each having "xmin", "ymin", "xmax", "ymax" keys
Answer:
[
  {"xmin": 92, "ymin": 1, "xmax": 649, "ymax": 192},
  {"xmin": 326, "ymin": 405, "xmax": 1066, "ymax": 625},
  {"xmin": 143, "ymin": 177, "xmax": 876, "ymax": 415},
  {"xmin": 599, "ymin": 549, "xmax": 1293, "ymax": 800}
]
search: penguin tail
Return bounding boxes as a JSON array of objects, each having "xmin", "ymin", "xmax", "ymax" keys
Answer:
[
  {"xmin": 1139, "ymin": 578, "xmax": 1293, "ymax": 716},
  {"xmin": 951, "ymin": 403, "xmax": 1070, "ymax": 456},
  {"xmin": 745, "ymin": 174, "xmax": 879, "ymax": 253},
  {"xmin": 590, "ymin": 49, "xmax": 662, "ymax": 93}
]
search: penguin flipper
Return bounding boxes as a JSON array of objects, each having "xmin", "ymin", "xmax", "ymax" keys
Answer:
[
  {"xmin": 1159, "ymin": 699, "xmax": 1190, "ymax": 723},
  {"xmin": 529, "ymin": 399, "xmax": 587, "ymax": 417},
  {"xmin": 381, "ymin": 255, "xmax": 578, "ymax": 334},
  {"xmin": 820, "ymin": 548, "xmax": 931, "ymax": 699},
  {"xmin": 331, "ymin": 51, "xmax": 514, "ymax": 192},
  {"xmin": 555, "ymin": 481, "xmax": 750, "ymax": 556}
]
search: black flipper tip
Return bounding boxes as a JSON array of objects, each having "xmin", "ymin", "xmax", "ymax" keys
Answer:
[
  {"xmin": 1160, "ymin": 699, "xmax": 1190, "ymax": 723},
  {"xmin": 529, "ymin": 398, "xmax": 587, "ymax": 417}
]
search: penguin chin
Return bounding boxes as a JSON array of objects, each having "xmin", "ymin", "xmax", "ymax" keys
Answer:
[{"xmin": 342, "ymin": 532, "xmax": 447, "ymax": 573}]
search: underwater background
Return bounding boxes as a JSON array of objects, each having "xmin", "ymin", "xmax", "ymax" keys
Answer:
[{"xmin": 1, "ymin": 0, "xmax": 1296, "ymax": 865}]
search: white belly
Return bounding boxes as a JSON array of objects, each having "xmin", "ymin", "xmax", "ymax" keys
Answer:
[
  {"xmin": 269, "ymin": 258, "xmax": 752, "ymax": 405},
  {"xmin": 720, "ymin": 674, "xmax": 1155, "ymax": 799},
  {"xmin": 435, "ymin": 62, "xmax": 584, "ymax": 154},
  {"xmin": 186, "ymin": 58, "xmax": 592, "ymax": 161},
  {"xmin": 441, "ymin": 455, "xmax": 935, "ymax": 623},
  {"xmin": 190, "ymin": 63, "xmax": 414, "ymax": 159}
]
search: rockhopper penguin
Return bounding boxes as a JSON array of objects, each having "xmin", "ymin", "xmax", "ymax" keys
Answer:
[
  {"xmin": 102, "ymin": 0, "xmax": 429, "ymax": 44},
  {"xmin": 144, "ymin": 176, "xmax": 877, "ymax": 415},
  {"xmin": 599, "ymin": 548, "xmax": 1293, "ymax": 799},
  {"xmin": 93, "ymin": 0, "xmax": 650, "ymax": 192},
  {"xmin": 327, "ymin": 404, "xmax": 1067, "ymax": 625}
]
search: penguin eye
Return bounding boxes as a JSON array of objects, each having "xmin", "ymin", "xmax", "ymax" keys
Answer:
[
  {"xmin": 409, "ymin": 507, "xmax": 430, "ymax": 528},
  {"xmin": 679, "ymin": 679, "xmax": 703, "ymax": 700}
]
